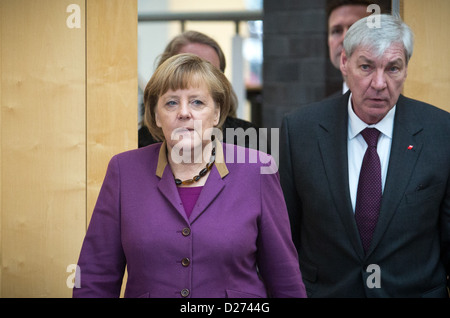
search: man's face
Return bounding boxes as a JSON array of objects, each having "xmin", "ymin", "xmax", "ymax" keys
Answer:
[
  {"xmin": 341, "ymin": 43, "xmax": 408, "ymax": 124},
  {"xmin": 178, "ymin": 43, "xmax": 221, "ymax": 70},
  {"xmin": 328, "ymin": 5, "xmax": 369, "ymax": 70}
]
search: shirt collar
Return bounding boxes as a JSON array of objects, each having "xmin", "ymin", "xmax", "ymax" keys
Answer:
[
  {"xmin": 156, "ymin": 140, "xmax": 229, "ymax": 179},
  {"xmin": 347, "ymin": 92, "xmax": 396, "ymax": 140},
  {"xmin": 343, "ymin": 81, "xmax": 349, "ymax": 95}
]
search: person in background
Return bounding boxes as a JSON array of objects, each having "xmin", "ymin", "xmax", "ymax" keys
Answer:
[
  {"xmin": 139, "ymin": 30, "xmax": 261, "ymax": 150},
  {"xmin": 74, "ymin": 53, "xmax": 306, "ymax": 298},
  {"xmin": 327, "ymin": 0, "xmax": 388, "ymax": 97},
  {"xmin": 280, "ymin": 14, "xmax": 449, "ymax": 297}
]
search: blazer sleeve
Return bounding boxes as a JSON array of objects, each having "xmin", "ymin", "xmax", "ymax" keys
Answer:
[
  {"xmin": 442, "ymin": 178, "xmax": 450, "ymax": 289},
  {"xmin": 73, "ymin": 155, "xmax": 126, "ymax": 298},
  {"xmin": 256, "ymin": 155, "xmax": 307, "ymax": 298},
  {"xmin": 279, "ymin": 115, "xmax": 302, "ymax": 253}
]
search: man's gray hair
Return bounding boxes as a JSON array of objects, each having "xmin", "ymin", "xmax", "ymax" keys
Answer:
[{"xmin": 343, "ymin": 14, "xmax": 414, "ymax": 64}]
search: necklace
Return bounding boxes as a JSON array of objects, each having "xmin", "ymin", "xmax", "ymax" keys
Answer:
[{"xmin": 174, "ymin": 146, "xmax": 216, "ymax": 186}]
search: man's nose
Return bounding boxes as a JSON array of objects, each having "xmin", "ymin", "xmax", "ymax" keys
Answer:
[
  {"xmin": 339, "ymin": 27, "xmax": 350, "ymax": 44},
  {"xmin": 371, "ymin": 69, "xmax": 387, "ymax": 91}
]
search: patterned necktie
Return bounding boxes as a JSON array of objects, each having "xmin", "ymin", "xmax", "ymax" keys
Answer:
[{"xmin": 355, "ymin": 128, "xmax": 382, "ymax": 253}]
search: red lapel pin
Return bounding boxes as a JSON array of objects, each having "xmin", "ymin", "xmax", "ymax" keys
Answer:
[{"xmin": 407, "ymin": 145, "xmax": 414, "ymax": 150}]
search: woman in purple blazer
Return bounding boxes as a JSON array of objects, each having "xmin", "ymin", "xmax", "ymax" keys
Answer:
[{"xmin": 73, "ymin": 54, "xmax": 306, "ymax": 298}]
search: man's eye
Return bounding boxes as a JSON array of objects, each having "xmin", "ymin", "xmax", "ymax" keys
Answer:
[
  {"xmin": 390, "ymin": 66, "xmax": 400, "ymax": 72},
  {"xmin": 330, "ymin": 26, "xmax": 343, "ymax": 36},
  {"xmin": 361, "ymin": 64, "xmax": 370, "ymax": 70}
]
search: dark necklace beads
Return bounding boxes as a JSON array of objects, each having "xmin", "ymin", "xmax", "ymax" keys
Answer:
[{"xmin": 174, "ymin": 146, "xmax": 216, "ymax": 186}]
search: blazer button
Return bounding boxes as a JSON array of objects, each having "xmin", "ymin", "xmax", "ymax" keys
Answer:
[
  {"xmin": 181, "ymin": 288, "xmax": 190, "ymax": 297},
  {"xmin": 181, "ymin": 257, "xmax": 190, "ymax": 267},
  {"xmin": 182, "ymin": 227, "xmax": 191, "ymax": 236}
]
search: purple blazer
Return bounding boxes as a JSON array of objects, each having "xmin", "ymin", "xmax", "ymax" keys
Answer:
[{"xmin": 73, "ymin": 141, "xmax": 306, "ymax": 298}]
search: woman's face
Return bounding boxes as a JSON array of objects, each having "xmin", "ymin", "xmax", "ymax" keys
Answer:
[{"xmin": 155, "ymin": 83, "xmax": 220, "ymax": 160}]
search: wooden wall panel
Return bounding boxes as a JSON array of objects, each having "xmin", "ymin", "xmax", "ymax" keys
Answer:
[
  {"xmin": 0, "ymin": 0, "xmax": 3, "ymax": 298},
  {"xmin": 1, "ymin": 0, "xmax": 86, "ymax": 297},
  {"xmin": 402, "ymin": 0, "xmax": 450, "ymax": 113},
  {"xmin": 86, "ymin": 0, "xmax": 138, "ymax": 225},
  {"xmin": 1, "ymin": 0, "xmax": 137, "ymax": 297}
]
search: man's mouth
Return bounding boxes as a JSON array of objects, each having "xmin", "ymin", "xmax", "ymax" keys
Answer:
[{"xmin": 368, "ymin": 97, "xmax": 388, "ymax": 103}]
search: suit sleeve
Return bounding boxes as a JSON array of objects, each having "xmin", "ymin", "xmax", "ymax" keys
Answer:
[
  {"xmin": 256, "ymin": 155, "xmax": 307, "ymax": 298},
  {"xmin": 73, "ymin": 156, "xmax": 126, "ymax": 298},
  {"xmin": 442, "ymin": 175, "xmax": 450, "ymax": 289},
  {"xmin": 279, "ymin": 116, "xmax": 302, "ymax": 254}
]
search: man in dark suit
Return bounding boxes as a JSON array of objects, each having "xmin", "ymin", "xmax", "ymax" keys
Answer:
[{"xmin": 280, "ymin": 14, "xmax": 450, "ymax": 297}]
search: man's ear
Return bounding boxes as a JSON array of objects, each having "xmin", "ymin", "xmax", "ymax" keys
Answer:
[{"xmin": 340, "ymin": 51, "xmax": 348, "ymax": 77}]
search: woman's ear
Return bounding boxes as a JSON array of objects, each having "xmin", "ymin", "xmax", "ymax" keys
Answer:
[
  {"xmin": 155, "ymin": 110, "xmax": 162, "ymax": 128},
  {"xmin": 214, "ymin": 106, "xmax": 220, "ymax": 126}
]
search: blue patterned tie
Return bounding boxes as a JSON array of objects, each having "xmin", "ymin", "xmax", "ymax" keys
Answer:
[{"xmin": 355, "ymin": 128, "xmax": 382, "ymax": 253}]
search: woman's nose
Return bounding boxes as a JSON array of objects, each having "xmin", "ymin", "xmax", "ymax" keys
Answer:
[{"xmin": 177, "ymin": 102, "xmax": 191, "ymax": 120}]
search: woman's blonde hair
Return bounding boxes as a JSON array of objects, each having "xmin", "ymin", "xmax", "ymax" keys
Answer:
[{"xmin": 143, "ymin": 53, "xmax": 233, "ymax": 142}]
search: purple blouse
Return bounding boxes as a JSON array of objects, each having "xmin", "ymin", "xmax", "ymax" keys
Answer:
[{"xmin": 177, "ymin": 186, "xmax": 203, "ymax": 218}]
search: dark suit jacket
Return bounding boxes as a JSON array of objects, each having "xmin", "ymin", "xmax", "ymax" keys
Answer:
[{"xmin": 280, "ymin": 91, "xmax": 450, "ymax": 297}]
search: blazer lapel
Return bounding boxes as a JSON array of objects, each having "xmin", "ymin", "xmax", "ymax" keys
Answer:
[
  {"xmin": 189, "ymin": 141, "xmax": 228, "ymax": 224},
  {"xmin": 157, "ymin": 159, "xmax": 226, "ymax": 225},
  {"xmin": 156, "ymin": 140, "xmax": 229, "ymax": 225},
  {"xmin": 317, "ymin": 92, "xmax": 365, "ymax": 259},
  {"xmin": 189, "ymin": 167, "xmax": 225, "ymax": 224},
  {"xmin": 368, "ymin": 95, "xmax": 423, "ymax": 256},
  {"xmin": 157, "ymin": 165, "xmax": 189, "ymax": 223},
  {"xmin": 155, "ymin": 142, "xmax": 188, "ymax": 222}
]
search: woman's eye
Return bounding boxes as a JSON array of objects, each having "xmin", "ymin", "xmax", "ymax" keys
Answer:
[
  {"xmin": 166, "ymin": 100, "xmax": 177, "ymax": 107},
  {"xmin": 191, "ymin": 99, "xmax": 204, "ymax": 106}
]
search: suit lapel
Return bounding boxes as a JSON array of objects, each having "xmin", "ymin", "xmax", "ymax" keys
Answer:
[
  {"xmin": 368, "ymin": 95, "xmax": 423, "ymax": 256},
  {"xmin": 317, "ymin": 92, "xmax": 365, "ymax": 259}
]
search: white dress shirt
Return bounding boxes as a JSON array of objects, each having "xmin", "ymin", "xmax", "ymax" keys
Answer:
[
  {"xmin": 343, "ymin": 81, "xmax": 349, "ymax": 95},
  {"xmin": 347, "ymin": 93, "xmax": 396, "ymax": 212}
]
